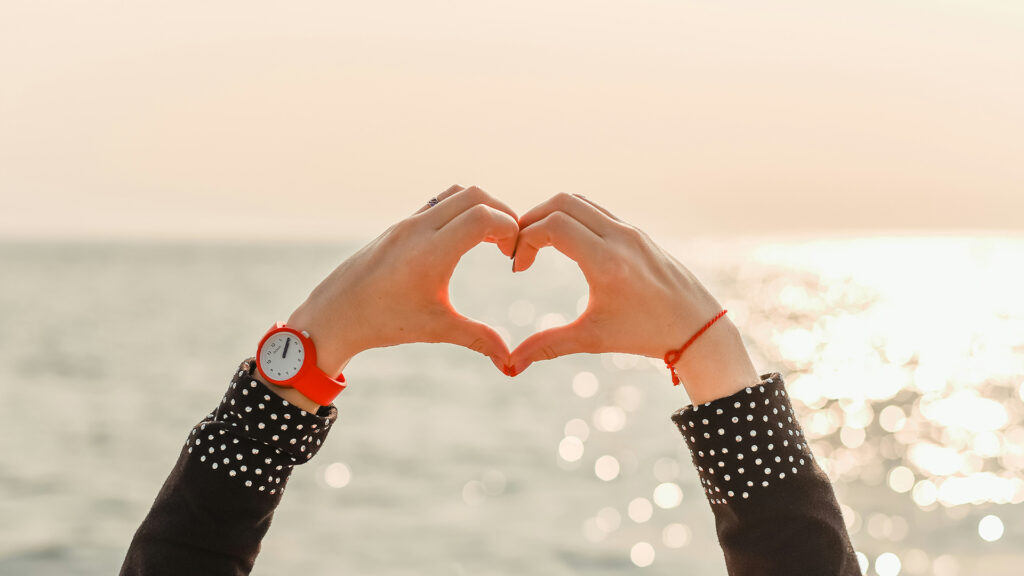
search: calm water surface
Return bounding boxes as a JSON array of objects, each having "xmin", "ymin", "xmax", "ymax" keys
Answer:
[{"xmin": 0, "ymin": 235, "xmax": 1021, "ymax": 575}]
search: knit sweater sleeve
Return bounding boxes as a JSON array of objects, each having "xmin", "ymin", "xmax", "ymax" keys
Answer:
[
  {"xmin": 670, "ymin": 372, "xmax": 860, "ymax": 576},
  {"xmin": 119, "ymin": 358, "xmax": 338, "ymax": 576}
]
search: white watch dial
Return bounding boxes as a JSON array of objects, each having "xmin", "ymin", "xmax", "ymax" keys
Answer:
[{"xmin": 260, "ymin": 332, "xmax": 306, "ymax": 382}]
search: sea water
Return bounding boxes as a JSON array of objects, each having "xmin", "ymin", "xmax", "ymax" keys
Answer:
[{"xmin": 0, "ymin": 235, "xmax": 1021, "ymax": 575}]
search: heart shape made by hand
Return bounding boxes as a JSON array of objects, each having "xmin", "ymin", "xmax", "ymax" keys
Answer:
[
  {"xmin": 291, "ymin": 187, "xmax": 731, "ymax": 390},
  {"xmin": 448, "ymin": 243, "xmax": 590, "ymax": 374}
]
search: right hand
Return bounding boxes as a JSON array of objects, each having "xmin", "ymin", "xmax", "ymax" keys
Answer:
[
  {"xmin": 509, "ymin": 193, "xmax": 760, "ymax": 404},
  {"xmin": 286, "ymin": 185, "xmax": 520, "ymax": 378}
]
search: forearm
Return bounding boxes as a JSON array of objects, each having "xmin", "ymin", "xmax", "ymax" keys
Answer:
[
  {"xmin": 120, "ymin": 359, "xmax": 337, "ymax": 576},
  {"xmin": 672, "ymin": 373, "xmax": 860, "ymax": 575}
]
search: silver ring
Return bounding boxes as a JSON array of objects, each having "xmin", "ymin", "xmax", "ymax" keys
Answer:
[{"xmin": 427, "ymin": 197, "xmax": 439, "ymax": 208}]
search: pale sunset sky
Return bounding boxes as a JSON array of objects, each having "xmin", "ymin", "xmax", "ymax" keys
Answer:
[{"xmin": 2, "ymin": 1, "xmax": 1022, "ymax": 241}]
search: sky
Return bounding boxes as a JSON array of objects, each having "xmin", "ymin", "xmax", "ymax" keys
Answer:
[{"xmin": 2, "ymin": 0, "xmax": 1022, "ymax": 241}]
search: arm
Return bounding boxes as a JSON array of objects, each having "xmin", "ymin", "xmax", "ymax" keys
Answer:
[
  {"xmin": 673, "ymin": 372, "xmax": 859, "ymax": 575},
  {"xmin": 121, "ymin": 185, "xmax": 521, "ymax": 574},
  {"xmin": 119, "ymin": 360, "xmax": 337, "ymax": 576},
  {"xmin": 509, "ymin": 193, "xmax": 859, "ymax": 575}
]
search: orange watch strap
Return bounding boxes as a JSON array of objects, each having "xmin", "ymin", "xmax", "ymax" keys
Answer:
[{"xmin": 257, "ymin": 323, "xmax": 346, "ymax": 406}]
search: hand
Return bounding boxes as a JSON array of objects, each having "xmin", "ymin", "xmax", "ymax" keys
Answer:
[
  {"xmin": 508, "ymin": 193, "xmax": 761, "ymax": 404},
  {"xmin": 287, "ymin": 185, "xmax": 519, "ymax": 379}
]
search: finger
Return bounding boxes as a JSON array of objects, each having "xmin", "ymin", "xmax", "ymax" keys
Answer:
[
  {"xmin": 573, "ymin": 194, "xmax": 623, "ymax": 222},
  {"xmin": 420, "ymin": 185, "xmax": 518, "ymax": 228},
  {"xmin": 435, "ymin": 313, "xmax": 512, "ymax": 373},
  {"xmin": 518, "ymin": 192, "xmax": 618, "ymax": 236},
  {"xmin": 508, "ymin": 320, "xmax": 597, "ymax": 376},
  {"xmin": 436, "ymin": 203, "xmax": 520, "ymax": 258},
  {"xmin": 512, "ymin": 210, "xmax": 604, "ymax": 273},
  {"xmin": 414, "ymin": 184, "xmax": 465, "ymax": 215}
]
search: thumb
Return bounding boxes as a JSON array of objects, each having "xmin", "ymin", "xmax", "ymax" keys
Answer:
[
  {"xmin": 508, "ymin": 319, "xmax": 596, "ymax": 376},
  {"xmin": 435, "ymin": 313, "xmax": 511, "ymax": 374}
]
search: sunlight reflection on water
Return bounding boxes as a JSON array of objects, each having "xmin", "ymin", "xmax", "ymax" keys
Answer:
[
  {"xmin": 558, "ymin": 236, "xmax": 1024, "ymax": 573},
  {"xmin": 750, "ymin": 238, "xmax": 1023, "ymax": 509}
]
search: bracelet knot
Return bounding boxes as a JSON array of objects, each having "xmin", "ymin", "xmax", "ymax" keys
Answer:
[{"xmin": 663, "ymin": 309, "xmax": 728, "ymax": 386}]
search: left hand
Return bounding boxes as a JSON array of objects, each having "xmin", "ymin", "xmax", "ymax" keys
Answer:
[{"xmin": 287, "ymin": 185, "xmax": 520, "ymax": 379}]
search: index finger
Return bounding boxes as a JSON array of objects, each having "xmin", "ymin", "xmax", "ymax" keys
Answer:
[
  {"xmin": 512, "ymin": 210, "xmax": 605, "ymax": 273},
  {"xmin": 419, "ymin": 185, "xmax": 519, "ymax": 229},
  {"xmin": 435, "ymin": 203, "xmax": 521, "ymax": 258},
  {"xmin": 518, "ymin": 192, "xmax": 620, "ymax": 237}
]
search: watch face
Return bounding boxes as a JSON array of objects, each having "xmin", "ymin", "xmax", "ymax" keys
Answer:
[{"xmin": 260, "ymin": 331, "xmax": 306, "ymax": 382}]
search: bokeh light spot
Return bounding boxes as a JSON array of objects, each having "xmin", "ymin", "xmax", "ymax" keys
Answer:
[
  {"xmin": 912, "ymin": 480, "xmax": 938, "ymax": 507},
  {"xmin": 558, "ymin": 436, "xmax": 584, "ymax": 462},
  {"xmin": 662, "ymin": 523, "xmax": 691, "ymax": 548},
  {"xmin": 628, "ymin": 497, "xmax": 653, "ymax": 523},
  {"xmin": 572, "ymin": 371, "xmax": 599, "ymax": 398},
  {"xmin": 887, "ymin": 466, "xmax": 915, "ymax": 493},
  {"xmin": 978, "ymin": 514, "xmax": 1004, "ymax": 542},
  {"xmin": 652, "ymin": 482, "xmax": 683, "ymax": 509},
  {"xmin": 630, "ymin": 541, "xmax": 655, "ymax": 567},
  {"xmin": 593, "ymin": 405, "xmax": 626, "ymax": 432},
  {"xmin": 595, "ymin": 455, "xmax": 620, "ymax": 481},
  {"xmin": 564, "ymin": 418, "xmax": 590, "ymax": 442},
  {"xmin": 878, "ymin": 405, "xmax": 907, "ymax": 433},
  {"xmin": 855, "ymin": 551, "xmax": 869, "ymax": 575},
  {"xmin": 875, "ymin": 552, "xmax": 901, "ymax": 576},
  {"xmin": 324, "ymin": 462, "xmax": 351, "ymax": 488}
]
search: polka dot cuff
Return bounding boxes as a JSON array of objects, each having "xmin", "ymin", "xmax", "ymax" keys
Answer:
[
  {"xmin": 671, "ymin": 372, "xmax": 814, "ymax": 506},
  {"xmin": 184, "ymin": 358, "xmax": 338, "ymax": 495}
]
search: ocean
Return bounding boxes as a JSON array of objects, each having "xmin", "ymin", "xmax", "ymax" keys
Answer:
[{"xmin": 1, "ymin": 235, "xmax": 1021, "ymax": 575}]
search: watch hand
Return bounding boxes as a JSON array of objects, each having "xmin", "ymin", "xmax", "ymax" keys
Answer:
[{"xmin": 282, "ymin": 337, "xmax": 291, "ymax": 359}]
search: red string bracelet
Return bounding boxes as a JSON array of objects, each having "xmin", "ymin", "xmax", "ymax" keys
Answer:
[{"xmin": 663, "ymin": 309, "xmax": 728, "ymax": 386}]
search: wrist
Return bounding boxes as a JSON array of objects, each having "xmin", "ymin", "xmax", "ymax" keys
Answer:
[
  {"xmin": 286, "ymin": 305, "xmax": 359, "ymax": 378},
  {"xmin": 670, "ymin": 316, "xmax": 761, "ymax": 405},
  {"xmin": 254, "ymin": 314, "xmax": 353, "ymax": 410}
]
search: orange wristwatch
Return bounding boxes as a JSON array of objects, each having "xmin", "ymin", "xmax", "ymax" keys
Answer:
[{"xmin": 256, "ymin": 322, "xmax": 346, "ymax": 406}]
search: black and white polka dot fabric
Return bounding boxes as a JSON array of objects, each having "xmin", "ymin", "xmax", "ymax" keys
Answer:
[
  {"xmin": 184, "ymin": 358, "xmax": 338, "ymax": 496},
  {"xmin": 671, "ymin": 372, "xmax": 814, "ymax": 506},
  {"xmin": 125, "ymin": 364, "xmax": 860, "ymax": 574}
]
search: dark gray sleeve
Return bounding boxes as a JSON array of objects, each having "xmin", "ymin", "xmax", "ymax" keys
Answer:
[
  {"xmin": 671, "ymin": 373, "xmax": 860, "ymax": 576},
  {"xmin": 120, "ymin": 358, "xmax": 338, "ymax": 576}
]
